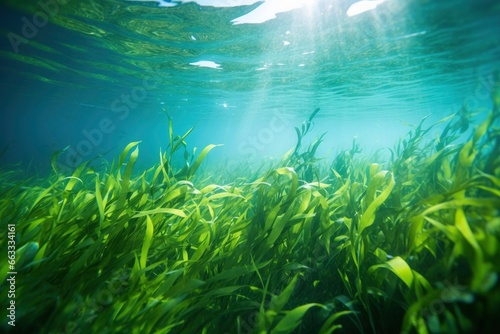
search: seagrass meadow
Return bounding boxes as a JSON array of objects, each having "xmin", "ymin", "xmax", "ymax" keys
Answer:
[
  {"xmin": 1, "ymin": 1, "xmax": 500, "ymax": 333},
  {"xmin": 1, "ymin": 86, "xmax": 500, "ymax": 333}
]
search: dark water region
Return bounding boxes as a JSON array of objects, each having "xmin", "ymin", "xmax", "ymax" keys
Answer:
[{"xmin": 1, "ymin": 1, "xmax": 500, "ymax": 334}]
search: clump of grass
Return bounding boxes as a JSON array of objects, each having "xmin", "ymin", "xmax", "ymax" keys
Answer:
[{"xmin": 1, "ymin": 86, "xmax": 500, "ymax": 334}]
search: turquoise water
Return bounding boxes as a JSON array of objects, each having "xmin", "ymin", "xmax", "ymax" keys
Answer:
[{"xmin": 0, "ymin": 0, "xmax": 499, "ymax": 172}]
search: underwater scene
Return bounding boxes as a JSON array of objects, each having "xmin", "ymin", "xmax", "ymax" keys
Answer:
[{"xmin": 1, "ymin": 0, "xmax": 500, "ymax": 333}]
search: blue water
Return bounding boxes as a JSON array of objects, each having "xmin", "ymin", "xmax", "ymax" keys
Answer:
[{"xmin": 0, "ymin": 0, "xmax": 499, "ymax": 174}]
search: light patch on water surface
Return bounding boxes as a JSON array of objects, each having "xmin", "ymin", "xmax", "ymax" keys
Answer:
[
  {"xmin": 346, "ymin": 0, "xmax": 387, "ymax": 17},
  {"xmin": 256, "ymin": 62, "xmax": 272, "ymax": 71},
  {"xmin": 128, "ymin": 0, "xmax": 313, "ymax": 25},
  {"xmin": 189, "ymin": 60, "xmax": 222, "ymax": 69},
  {"xmin": 230, "ymin": 0, "xmax": 310, "ymax": 25}
]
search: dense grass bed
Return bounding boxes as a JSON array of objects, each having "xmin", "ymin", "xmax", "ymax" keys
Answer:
[{"xmin": 1, "ymin": 91, "xmax": 500, "ymax": 334}]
